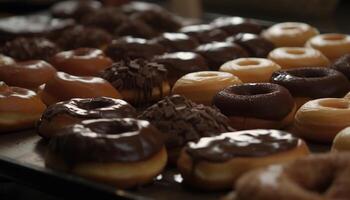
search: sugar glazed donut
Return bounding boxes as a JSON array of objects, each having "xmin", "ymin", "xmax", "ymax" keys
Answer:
[
  {"xmin": 50, "ymin": 48, "xmax": 113, "ymax": 76},
  {"xmin": 172, "ymin": 71, "xmax": 242, "ymax": 105},
  {"xmin": 213, "ymin": 83, "xmax": 295, "ymax": 130},
  {"xmin": 294, "ymin": 98, "xmax": 350, "ymax": 143},
  {"xmin": 331, "ymin": 54, "xmax": 350, "ymax": 80},
  {"xmin": 178, "ymin": 129, "xmax": 309, "ymax": 191},
  {"xmin": 220, "ymin": 58, "xmax": 281, "ymax": 83},
  {"xmin": 271, "ymin": 67, "xmax": 350, "ymax": 108},
  {"xmin": 37, "ymin": 97, "xmax": 136, "ymax": 139},
  {"xmin": 262, "ymin": 22, "xmax": 319, "ymax": 47},
  {"xmin": 39, "ymin": 72, "xmax": 121, "ymax": 105},
  {"xmin": 0, "ymin": 82, "xmax": 46, "ymax": 133},
  {"xmin": 306, "ymin": 33, "xmax": 350, "ymax": 61},
  {"xmin": 233, "ymin": 152, "xmax": 350, "ymax": 200},
  {"xmin": 0, "ymin": 60, "xmax": 56, "ymax": 90},
  {"xmin": 46, "ymin": 118, "xmax": 167, "ymax": 189},
  {"xmin": 268, "ymin": 47, "xmax": 330, "ymax": 69}
]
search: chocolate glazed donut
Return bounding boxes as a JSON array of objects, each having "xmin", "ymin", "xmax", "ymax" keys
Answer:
[
  {"xmin": 271, "ymin": 67, "xmax": 350, "ymax": 98},
  {"xmin": 214, "ymin": 83, "xmax": 294, "ymax": 120}
]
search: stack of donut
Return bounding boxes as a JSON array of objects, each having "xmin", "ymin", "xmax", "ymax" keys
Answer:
[{"xmin": 1, "ymin": 0, "xmax": 350, "ymax": 196}]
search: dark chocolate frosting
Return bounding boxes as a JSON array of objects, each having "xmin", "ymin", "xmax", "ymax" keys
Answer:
[
  {"xmin": 179, "ymin": 24, "xmax": 228, "ymax": 44},
  {"xmin": 100, "ymin": 59, "xmax": 167, "ymax": 104},
  {"xmin": 228, "ymin": 33, "xmax": 275, "ymax": 58},
  {"xmin": 139, "ymin": 95, "xmax": 234, "ymax": 149},
  {"xmin": 271, "ymin": 67, "xmax": 350, "ymax": 98},
  {"xmin": 211, "ymin": 17, "xmax": 263, "ymax": 35},
  {"xmin": 105, "ymin": 36, "xmax": 166, "ymax": 61},
  {"xmin": 48, "ymin": 118, "xmax": 164, "ymax": 163},
  {"xmin": 151, "ymin": 32, "xmax": 199, "ymax": 52},
  {"xmin": 185, "ymin": 129, "xmax": 299, "ymax": 162},
  {"xmin": 0, "ymin": 37, "xmax": 60, "ymax": 61},
  {"xmin": 56, "ymin": 25, "xmax": 112, "ymax": 50},
  {"xmin": 331, "ymin": 54, "xmax": 350, "ymax": 80},
  {"xmin": 195, "ymin": 41, "xmax": 248, "ymax": 70},
  {"xmin": 51, "ymin": 0, "xmax": 102, "ymax": 20},
  {"xmin": 114, "ymin": 18, "xmax": 159, "ymax": 39},
  {"xmin": 213, "ymin": 83, "xmax": 294, "ymax": 120}
]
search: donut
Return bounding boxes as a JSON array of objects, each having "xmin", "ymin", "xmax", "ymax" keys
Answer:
[
  {"xmin": 0, "ymin": 37, "xmax": 60, "ymax": 61},
  {"xmin": 0, "ymin": 82, "xmax": 46, "ymax": 133},
  {"xmin": 306, "ymin": 33, "xmax": 350, "ymax": 61},
  {"xmin": 268, "ymin": 47, "xmax": 330, "ymax": 69},
  {"xmin": 37, "ymin": 97, "xmax": 136, "ymax": 139},
  {"xmin": 331, "ymin": 54, "xmax": 350, "ymax": 80},
  {"xmin": 50, "ymin": 0, "xmax": 102, "ymax": 20},
  {"xmin": 262, "ymin": 22, "xmax": 319, "ymax": 47},
  {"xmin": 177, "ymin": 129, "xmax": 309, "ymax": 191},
  {"xmin": 50, "ymin": 48, "xmax": 113, "ymax": 76},
  {"xmin": 100, "ymin": 59, "xmax": 169, "ymax": 105},
  {"xmin": 294, "ymin": 98, "xmax": 350, "ymax": 143},
  {"xmin": 152, "ymin": 52, "xmax": 209, "ymax": 86},
  {"xmin": 172, "ymin": 71, "xmax": 242, "ymax": 105},
  {"xmin": 227, "ymin": 33, "xmax": 275, "ymax": 58},
  {"xmin": 105, "ymin": 36, "xmax": 165, "ymax": 61},
  {"xmin": 0, "ymin": 60, "xmax": 57, "ymax": 90},
  {"xmin": 39, "ymin": 71, "xmax": 121, "ymax": 106},
  {"xmin": 233, "ymin": 152, "xmax": 350, "ymax": 200},
  {"xmin": 271, "ymin": 67, "xmax": 350, "ymax": 108},
  {"xmin": 151, "ymin": 32, "xmax": 199, "ymax": 52},
  {"xmin": 45, "ymin": 118, "xmax": 167, "ymax": 188},
  {"xmin": 195, "ymin": 41, "xmax": 248, "ymax": 70},
  {"xmin": 139, "ymin": 95, "xmax": 234, "ymax": 164},
  {"xmin": 332, "ymin": 127, "xmax": 350, "ymax": 152},
  {"xmin": 179, "ymin": 24, "xmax": 228, "ymax": 44},
  {"xmin": 210, "ymin": 16, "xmax": 263, "ymax": 35},
  {"xmin": 213, "ymin": 83, "xmax": 295, "ymax": 130},
  {"xmin": 220, "ymin": 58, "xmax": 281, "ymax": 83}
]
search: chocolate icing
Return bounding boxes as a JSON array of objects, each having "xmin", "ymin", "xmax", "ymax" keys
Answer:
[
  {"xmin": 139, "ymin": 95, "xmax": 234, "ymax": 149},
  {"xmin": 0, "ymin": 37, "xmax": 59, "ymax": 61},
  {"xmin": 56, "ymin": 25, "xmax": 112, "ymax": 50},
  {"xmin": 101, "ymin": 59, "xmax": 167, "ymax": 104},
  {"xmin": 151, "ymin": 32, "xmax": 199, "ymax": 52},
  {"xmin": 114, "ymin": 18, "xmax": 159, "ymax": 39},
  {"xmin": 271, "ymin": 67, "xmax": 350, "ymax": 98},
  {"xmin": 48, "ymin": 118, "xmax": 164, "ymax": 163},
  {"xmin": 211, "ymin": 17, "xmax": 263, "ymax": 35},
  {"xmin": 213, "ymin": 83, "xmax": 294, "ymax": 120},
  {"xmin": 228, "ymin": 33, "xmax": 275, "ymax": 58},
  {"xmin": 51, "ymin": 0, "xmax": 102, "ymax": 20},
  {"xmin": 121, "ymin": 1, "xmax": 164, "ymax": 14},
  {"xmin": 105, "ymin": 36, "xmax": 166, "ymax": 61},
  {"xmin": 185, "ymin": 129, "xmax": 299, "ymax": 162},
  {"xmin": 179, "ymin": 24, "xmax": 228, "ymax": 44},
  {"xmin": 195, "ymin": 41, "xmax": 248, "ymax": 70},
  {"xmin": 331, "ymin": 54, "xmax": 350, "ymax": 80}
]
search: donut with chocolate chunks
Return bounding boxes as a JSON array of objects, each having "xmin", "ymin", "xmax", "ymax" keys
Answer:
[
  {"xmin": 331, "ymin": 54, "xmax": 350, "ymax": 80},
  {"xmin": 50, "ymin": 0, "xmax": 102, "ymax": 21},
  {"xmin": 179, "ymin": 24, "xmax": 228, "ymax": 44},
  {"xmin": 151, "ymin": 32, "xmax": 199, "ymax": 52},
  {"xmin": 211, "ymin": 16, "xmax": 263, "ymax": 35}
]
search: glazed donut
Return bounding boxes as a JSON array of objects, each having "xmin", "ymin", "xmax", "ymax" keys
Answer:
[
  {"xmin": 262, "ymin": 22, "xmax": 319, "ymax": 47},
  {"xmin": 0, "ymin": 60, "xmax": 57, "ymax": 90},
  {"xmin": 39, "ymin": 71, "xmax": 122, "ymax": 106},
  {"xmin": 331, "ymin": 54, "xmax": 350, "ymax": 80},
  {"xmin": 220, "ymin": 58, "xmax": 281, "ymax": 83},
  {"xmin": 37, "ymin": 97, "xmax": 136, "ymax": 139},
  {"xmin": 101, "ymin": 59, "xmax": 170, "ymax": 106},
  {"xmin": 294, "ymin": 98, "xmax": 350, "ymax": 143},
  {"xmin": 306, "ymin": 33, "xmax": 350, "ymax": 61},
  {"xmin": 46, "ymin": 118, "xmax": 167, "ymax": 188},
  {"xmin": 213, "ymin": 83, "xmax": 295, "ymax": 130},
  {"xmin": 50, "ymin": 48, "xmax": 113, "ymax": 76},
  {"xmin": 172, "ymin": 71, "xmax": 242, "ymax": 105},
  {"xmin": 332, "ymin": 127, "xmax": 350, "ymax": 152},
  {"xmin": 0, "ymin": 82, "xmax": 46, "ymax": 133},
  {"xmin": 268, "ymin": 47, "xmax": 330, "ymax": 69},
  {"xmin": 271, "ymin": 67, "xmax": 350, "ymax": 108},
  {"xmin": 177, "ymin": 129, "xmax": 309, "ymax": 191},
  {"xmin": 233, "ymin": 152, "xmax": 350, "ymax": 200},
  {"xmin": 139, "ymin": 95, "xmax": 234, "ymax": 164}
]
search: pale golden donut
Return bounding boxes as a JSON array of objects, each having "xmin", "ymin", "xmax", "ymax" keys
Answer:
[
  {"xmin": 294, "ymin": 98, "xmax": 350, "ymax": 143},
  {"xmin": 172, "ymin": 71, "xmax": 242, "ymax": 105},
  {"xmin": 219, "ymin": 58, "xmax": 281, "ymax": 83},
  {"xmin": 268, "ymin": 47, "xmax": 330, "ymax": 69},
  {"xmin": 332, "ymin": 127, "xmax": 350, "ymax": 151},
  {"xmin": 306, "ymin": 33, "xmax": 350, "ymax": 61},
  {"xmin": 262, "ymin": 22, "xmax": 319, "ymax": 47}
]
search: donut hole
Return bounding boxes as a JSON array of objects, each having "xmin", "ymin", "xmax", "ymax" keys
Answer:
[
  {"xmin": 237, "ymin": 60, "xmax": 260, "ymax": 66},
  {"xmin": 319, "ymin": 99, "xmax": 349, "ymax": 109},
  {"xmin": 285, "ymin": 49, "xmax": 305, "ymax": 55},
  {"xmin": 73, "ymin": 48, "xmax": 93, "ymax": 56},
  {"xmin": 78, "ymin": 99, "xmax": 113, "ymax": 110},
  {"xmin": 323, "ymin": 34, "xmax": 346, "ymax": 41}
]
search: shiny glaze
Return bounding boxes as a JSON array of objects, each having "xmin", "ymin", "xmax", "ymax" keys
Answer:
[
  {"xmin": 211, "ymin": 16, "xmax": 263, "ymax": 35},
  {"xmin": 152, "ymin": 32, "xmax": 199, "ymax": 52},
  {"xmin": 179, "ymin": 24, "xmax": 228, "ymax": 44}
]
